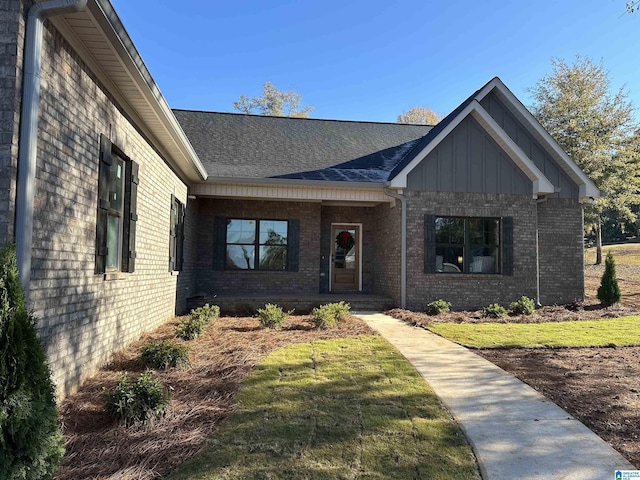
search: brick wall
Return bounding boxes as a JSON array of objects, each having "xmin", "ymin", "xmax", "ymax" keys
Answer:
[
  {"xmin": 0, "ymin": 0, "xmax": 29, "ymax": 244},
  {"xmin": 371, "ymin": 200, "xmax": 401, "ymax": 304},
  {"xmin": 25, "ymin": 23, "xmax": 188, "ymax": 398},
  {"xmin": 192, "ymin": 198, "xmax": 321, "ymax": 296},
  {"xmin": 405, "ymin": 191, "xmax": 539, "ymax": 311},
  {"xmin": 538, "ymin": 198, "xmax": 584, "ymax": 304}
]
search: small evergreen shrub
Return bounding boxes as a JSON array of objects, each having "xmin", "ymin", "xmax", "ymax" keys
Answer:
[
  {"xmin": 483, "ymin": 303, "xmax": 507, "ymax": 318},
  {"xmin": 509, "ymin": 296, "xmax": 535, "ymax": 316},
  {"xmin": 0, "ymin": 244, "xmax": 64, "ymax": 480},
  {"xmin": 174, "ymin": 304, "xmax": 220, "ymax": 341},
  {"xmin": 257, "ymin": 303, "xmax": 292, "ymax": 329},
  {"xmin": 141, "ymin": 340, "xmax": 190, "ymax": 370},
  {"xmin": 597, "ymin": 252, "xmax": 621, "ymax": 306},
  {"xmin": 311, "ymin": 302, "xmax": 351, "ymax": 329},
  {"xmin": 104, "ymin": 371, "xmax": 169, "ymax": 425},
  {"xmin": 425, "ymin": 299, "xmax": 451, "ymax": 316}
]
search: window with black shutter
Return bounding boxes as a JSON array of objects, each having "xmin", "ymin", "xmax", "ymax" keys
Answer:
[
  {"xmin": 424, "ymin": 215, "xmax": 505, "ymax": 274},
  {"xmin": 170, "ymin": 194, "xmax": 185, "ymax": 272},
  {"xmin": 95, "ymin": 134, "xmax": 138, "ymax": 275},
  {"xmin": 213, "ymin": 217, "xmax": 298, "ymax": 271}
]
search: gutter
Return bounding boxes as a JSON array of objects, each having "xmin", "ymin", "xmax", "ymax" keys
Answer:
[
  {"xmin": 383, "ymin": 188, "xmax": 406, "ymax": 309},
  {"xmin": 15, "ymin": 0, "xmax": 87, "ymax": 296}
]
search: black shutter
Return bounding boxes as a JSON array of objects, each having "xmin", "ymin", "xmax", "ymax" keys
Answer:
[
  {"xmin": 424, "ymin": 214, "xmax": 436, "ymax": 273},
  {"xmin": 122, "ymin": 160, "xmax": 139, "ymax": 273},
  {"xmin": 503, "ymin": 216, "xmax": 514, "ymax": 276},
  {"xmin": 287, "ymin": 219, "xmax": 300, "ymax": 272},
  {"xmin": 176, "ymin": 201, "xmax": 185, "ymax": 271},
  {"xmin": 95, "ymin": 135, "xmax": 112, "ymax": 274},
  {"xmin": 213, "ymin": 216, "xmax": 227, "ymax": 271},
  {"xmin": 169, "ymin": 194, "xmax": 176, "ymax": 271}
]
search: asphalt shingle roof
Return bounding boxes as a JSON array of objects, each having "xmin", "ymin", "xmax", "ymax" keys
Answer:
[{"xmin": 173, "ymin": 110, "xmax": 433, "ymax": 183}]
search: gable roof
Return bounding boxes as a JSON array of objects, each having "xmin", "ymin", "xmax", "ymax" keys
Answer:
[
  {"xmin": 389, "ymin": 77, "xmax": 599, "ymax": 199},
  {"xmin": 173, "ymin": 110, "xmax": 432, "ymax": 183}
]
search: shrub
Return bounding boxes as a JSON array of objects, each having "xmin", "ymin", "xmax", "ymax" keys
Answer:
[
  {"xmin": 597, "ymin": 252, "xmax": 621, "ymax": 306},
  {"xmin": 104, "ymin": 371, "xmax": 169, "ymax": 425},
  {"xmin": 483, "ymin": 303, "xmax": 507, "ymax": 318},
  {"xmin": 141, "ymin": 340, "xmax": 190, "ymax": 370},
  {"xmin": 509, "ymin": 296, "xmax": 535, "ymax": 316},
  {"xmin": 425, "ymin": 299, "xmax": 451, "ymax": 316},
  {"xmin": 311, "ymin": 302, "xmax": 351, "ymax": 329},
  {"xmin": 0, "ymin": 244, "xmax": 65, "ymax": 480},
  {"xmin": 257, "ymin": 303, "xmax": 292, "ymax": 329},
  {"xmin": 174, "ymin": 304, "xmax": 219, "ymax": 341}
]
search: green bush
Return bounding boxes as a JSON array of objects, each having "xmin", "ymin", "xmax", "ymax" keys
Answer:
[
  {"xmin": 597, "ymin": 252, "xmax": 621, "ymax": 306},
  {"xmin": 483, "ymin": 303, "xmax": 507, "ymax": 318},
  {"xmin": 257, "ymin": 303, "xmax": 292, "ymax": 329},
  {"xmin": 104, "ymin": 371, "xmax": 169, "ymax": 425},
  {"xmin": 174, "ymin": 304, "xmax": 220, "ymax": 341},
  {"xmin": 509, "ymin": 296, "xmax": 536, "ymax": 315},
  {"xmin": 141, "ymin": 340, "xmax": 190, "ymax": 370},
  {"xmin": 311, "ymin": 302, "xmax": 351, "ymax": 329},
  {"xmin": 425, "ymin": 299, "xmax": 451, "ymax": 316},
  {"xmin": 0, "ymin": 244, "xmax": 64, "ymax": 480}
]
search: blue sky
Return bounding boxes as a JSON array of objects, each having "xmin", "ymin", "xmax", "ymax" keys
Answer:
[{"xmin": 110, "ymin": 0, "xmax": 639, "ymax": 123}]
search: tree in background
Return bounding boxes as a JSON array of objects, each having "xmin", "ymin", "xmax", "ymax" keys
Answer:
[
  {"xmin": 0, "ymin": 244, "xmax": 64, "ymax": 479},
  {"xmin": 397, "ymin": 106, "xmax": 442, "ymax": 125},
  {"xmin": 528, "ymin": 55, "xmax": 640, "ymax": 264},
  {"xmin": 233, "ymin": 81, "xmax": 314, "ymax": 118}
]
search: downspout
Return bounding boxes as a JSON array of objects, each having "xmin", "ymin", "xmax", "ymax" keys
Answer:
[
  {"xmin": 535, "ymin": 195, "xmax": 548, "ymax": 307},
  {"xmin": 15, "ymin": 0, "xmax": 87, "ymax": 296},
  {"xmin": 384, "ymin": 188, "xmax": 406, "ymax": 309}
]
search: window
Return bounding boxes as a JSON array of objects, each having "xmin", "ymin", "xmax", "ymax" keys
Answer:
[
  {"xmin": 212, "ymin": 217, "xmax": 300, "ymax": 272},
  {"xmin": 225, "ymin": 219, "xmax": 288, "ymax": 270},
  {"xmin": 95, "ymin": 135, "xmax": 138, "ymax": 274},
  {"xmin": 169, "ymin": 195, "xmax": 185, "ymax": 271},
  {"xmin": 425, "ymin": 215, "xmax": 511, "ymax": 274}
]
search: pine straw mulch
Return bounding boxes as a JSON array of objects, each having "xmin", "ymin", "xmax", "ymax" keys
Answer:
[{"xmin": 56, "ymin": 315, "xmax": 375, "ymax": 480}]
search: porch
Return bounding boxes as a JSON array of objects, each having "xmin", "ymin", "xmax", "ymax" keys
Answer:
[{"xmin": 186, "ymin": 293, "xmax": 394, "ymax": 315}]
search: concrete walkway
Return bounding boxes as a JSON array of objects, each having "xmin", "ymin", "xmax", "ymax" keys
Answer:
[{"xmin": 355, "ymin": 312, "xmax": 635, "ymax": 480}]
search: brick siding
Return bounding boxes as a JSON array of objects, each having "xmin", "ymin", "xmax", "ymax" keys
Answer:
[{"xmin": 23, "ymin": 23, "xmax": 188, "ymax": 398}]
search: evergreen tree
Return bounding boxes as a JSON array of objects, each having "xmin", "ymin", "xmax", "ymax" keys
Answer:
[
  {"xmin": 0, "ymin": 244, "xmax": 64, "ymax": 479},
  {"xmin": 597, "ymin": 251, "xmax": 622, "ymax": 306}
]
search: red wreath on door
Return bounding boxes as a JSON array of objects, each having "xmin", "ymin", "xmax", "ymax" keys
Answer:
[{"xmin": 336, "ymin": 231, "xmax": 355, "ymax": 250}]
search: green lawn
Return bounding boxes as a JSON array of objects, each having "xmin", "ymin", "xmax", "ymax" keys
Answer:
[
  {"xmin": 429, "ymin": 316, "xmax": 640, "ymax": 349},
  {"xmin": 169, "ymin": 335, "xmax": 480, "ymax": 480}
]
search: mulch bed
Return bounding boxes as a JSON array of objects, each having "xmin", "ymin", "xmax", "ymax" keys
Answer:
[{"xmin": 56, "ymin": 315, "xmax": 374, "ymax": 480}]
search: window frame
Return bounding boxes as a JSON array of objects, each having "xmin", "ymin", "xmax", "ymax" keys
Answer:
[
  {"xmin": 434, "ymin": 216, "xmax": 502, "ymax": 275},
  {"xmin": 95, "ymin": 134, "xmax": 138, "ymax": 275},
  {"xmin": 224, "ymin": 218, "xmax": 290, "ymax": 271},
  {"xmin": 169, "ymin": 194, "xmax": 185, "ymax": 272}
]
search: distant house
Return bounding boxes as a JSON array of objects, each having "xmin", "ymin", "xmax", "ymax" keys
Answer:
[{"xmin": 0, "ymin": 0, "xmax": 598, "ymax": 397}]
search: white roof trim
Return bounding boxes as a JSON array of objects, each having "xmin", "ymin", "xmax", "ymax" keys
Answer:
[
  {"xmin": 474, "ymin": 77, "xmax": 600, "ymax": 199},
  {"xmin": 389, "ymin": 101, "xmax": 555, "ymax": 195}
]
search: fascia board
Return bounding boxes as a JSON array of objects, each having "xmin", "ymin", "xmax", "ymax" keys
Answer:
[
  {"xmin": 81, "ymin": 0, "xmax": 207, "ymax": 181},
  {"xmin": 389, "ymin": 101, "xmax": 555, "ymax": 195},
  {"xmin": 474, "ymin": 78, "xmax": 600, "ymax": 199}
]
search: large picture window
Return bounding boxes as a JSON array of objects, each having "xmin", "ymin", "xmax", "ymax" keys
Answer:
[
  {"xmin": 434, "ymin": 217, "xmax": 500, "ymax": 274},
  {"xmin": 225, "ymin": 219, "xmax": 289, "ymax": 270},
  {"xmin": 95, "ymin": 135, "xmax": 139, "ymax": 274}
]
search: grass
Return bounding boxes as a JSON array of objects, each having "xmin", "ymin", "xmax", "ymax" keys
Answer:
[
  {"xmin": 585, "ymin": 242, "xmax": 640, "ymax": 265},
  {"xmin": 169, "ymin": 335, "xmax": 480, "ymax": 480},
  {"xmin": 429, "ymin": 316, "xmax": 640, "ymax": 349}
]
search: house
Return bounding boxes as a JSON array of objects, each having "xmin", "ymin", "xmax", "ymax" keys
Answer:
[{"xmin": 0, "ymin": 0, "xmax": 598, "ymax": 398}]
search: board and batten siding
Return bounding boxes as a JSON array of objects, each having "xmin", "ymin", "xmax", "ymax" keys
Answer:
[
  {"xmin": 479, "ymin": 92, "xmax": 578, "ymax": 198},
  {"xmin": 406, "ymin": 116, "xmax": 532, "ymax": 194}
]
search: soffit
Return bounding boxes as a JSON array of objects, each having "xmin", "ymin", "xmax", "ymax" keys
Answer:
[{"xmin": 46, "ymin": 0, "xmax": 206, "ymax": 182}]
